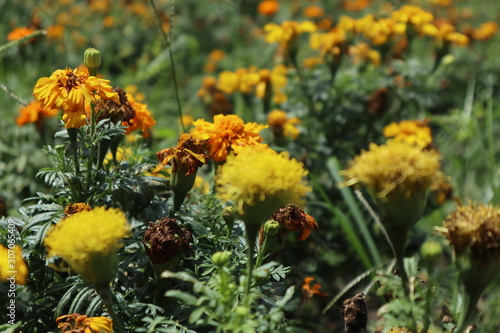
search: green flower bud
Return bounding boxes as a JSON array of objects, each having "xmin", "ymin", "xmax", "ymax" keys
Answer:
[
  {"xmin": 212, "ymin": 251, "xmax": 231, "ymax": 267},
  {"xmin": 84, "ymin": 47, "xmax": 101, "ymax": 74},
  {"xmin": 222, "ymin": 206, "xmax": 236, "ymax": 236},
  {"xmin": 420, "ymin": 240, "xmax": 443, "ymax": 267},
  {"xmin": 263, "ymin": 219, "xmax": 280, "ymax": 236},
  {"xmin": 235, "ymin": 306, "xmax": 250, "ymax": 316}
]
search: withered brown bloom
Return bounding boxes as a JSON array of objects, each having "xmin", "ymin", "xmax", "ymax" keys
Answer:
[
  {"xmin": 63, "ymin": 202, "xmax": 91, "ymax": 218},
  {"xmin": 340, "ymin": 293, "xmax": 367, "ymax": 333},
  {"xmin": 94, "ymin": 86, "xmax": 136, "ymax": 124},
  {"xmin": 143, "ymin": 217, "xmax": 193, "ymax": 266},
  {"xmin": 272, "ymin": 203, "xmax": 318, "ymax": 241},
  {"xmin": 153, "ymin": 133, "xmax": 208, "ymax": 175}
]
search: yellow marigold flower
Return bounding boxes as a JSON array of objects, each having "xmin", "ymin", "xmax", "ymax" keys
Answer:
[
  {"xmin": 267, "ymin": 109, "xmax": 301, "ymax": 140},
  {"xmin": 44, "ymin": 207, "xmax": 130, "ymax": 286},
  {"xmin": 123, "ymin": 93, "xmax": 156, "ymax": 138},
  {"xmin": 446, "ymin": 32, "xmax": 469, "ymax": 46},
  {"xmin": 383, "ymin": 119, "xmax": 432, "ymax": 148},
  {"xmin": 217, "ymin": 70, "xmax": 240, "ymax": 94},
  {"xmin": 341, "ymin": 140, "xmax": 444, "ymax": 200},
  {"xmin": 258, "ymin": 0, "xmax": 279, "ymax": 16},
  {"xmin": 56, "ymin": 313, "xmax": 113, "ymax": 333},
  {"xmin": 7, "ymin": 27, "xmax": 35, "ymax": 41},
  {"xmin": 33, "ymin": 68, "xmax": 120, "ymax": 129},
  {"xmin": 349, "ymin": 43, "xmax": 381, "ymax": 66},
  {"xmin": 16, "ymin": 101, "xmax": 58, "ymax": 128},
  {"xmin": 255, "ymin": 65, "xmax": 288, "ymax": 104},
  {"xmin": 471, "ymin": 22, "xmax": 498, "ymax": 40},
  {"xmin": 216, "ymin": 147, "xmax": 311, "ymax": 226},
  {"xmin": 263, "ymin": 21, "xmax": 317, "ymax": 45},
  {"xmin": 0, "ymin": 244, "xmax": 28, "ymax": 285},
  {"xmin": 191, "ymin": 114, "xmax": 268, "ymax": 162}
]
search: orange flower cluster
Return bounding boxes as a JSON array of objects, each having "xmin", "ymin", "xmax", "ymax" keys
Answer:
[
  {"xmin": 191, "ymin": 114, "xmax": 268, "ymax": 162},
  {"xmin": 16, "ymin": 101, "xmax": 58, "ymax": 128}
]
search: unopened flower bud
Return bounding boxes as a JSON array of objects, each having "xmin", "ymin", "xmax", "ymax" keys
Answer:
[
  {"xmin": 84, "ymin": 48, "xmax": 101, "ymax": 76},
  {"xmin": 222, "ymin": 206, "xmax": 235, "ymax": 236},
  {"xmin": 235, "ymin": 306, "xmax": 249, "ymax": 316},
  {"xmin": 263, "ymin": 220, "xmax": 280, "ymax": 236},
  {"xmin": 420, "ymin": 240, "xmax": 443, "ymax": 267},
  {"xmin": 212, "ymin": 251, "xmax": 231, "ymax": 267}
]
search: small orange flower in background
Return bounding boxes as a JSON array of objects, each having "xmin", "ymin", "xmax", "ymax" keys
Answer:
[
  {"xmin": 267, "ymin": 109, "xmax": 301, "ymax": 140},
  {"xmin": 46, "ymin": 25, "xmax": 65, "ymax": 41},
  {"xmin": 383, "ymin": 119, "xmax": 432, "ymax": 148},
  {"xmin": 258, "ymin": 0, "xmax": 279, "ymax": 16},
  {"xmin": 342, "ymin": 0, "xmax": 371, "ymax": 11},
  {"xmin": 470, "ymin": 22, "xmax": 498, "ymax": 41},
  {"xmin": 349, "ymin": 43, "xmax": 381, "ymax": 66},
  {"xmin": 16, "ymin": 101, "xmax": 58, "ymax": 128},
  {"xmin": 7, "ymin": 27, "xmax": 36, "ymax": 41},
  {"xmin": 302, "ymin": 277, "xmax": 328, "ymax": 299},
  {"xmin": 33, "ymin": 68, "xmax": 120, "ymax": 129},
  {"xmin": 56, "ymin": 313, "xmax": 113, "ymax": 333},
  {"xmin": 191, "ymin": 114, "xmax": 268, "ymax": 162},
  {"xmin": 303, "ymin": 5, "xmax": 324, "ymax": 19},
  {"xmin": 123, "ymin": 93, "xmax": 156, "ymax": 138},
  {"xmin": 204, "ymin": 49, "xmax": 226, "ymax": 73}
]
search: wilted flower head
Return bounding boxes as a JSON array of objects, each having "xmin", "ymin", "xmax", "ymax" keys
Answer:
[
  {"xmin": 56, "ymin": 313, "xmax": 113, "ymax": 333},
  {"xmin": 63, "ymin": 202, "xmax": 92, "ymax": 218},
  {"xmin": 0, "ymin": 244, "xmax": 28, "ymax": 285},
  {"xmin": 33, "ymin": 68, "xmax": 120, "ymax": 129},
  {"xmin": 94, "ymin": 87, "xmax": 136, "ymax": 124},
  {"xmin": 154, "ymin": 133, "xmax": 207, "ymax": 175},
  {"xmin": 383, "ymin": 119, "xmax": 432, "ymax": 148},
  {"xmin": 216, "ymin": 147, "xmax": 311, "ymax": 227},
  {"xmin": 44, "ymin": 207, "xmax": 130, "ymax": 286},
  {"xmin": 192, "ymin": 114, "xmax": 268, "ymax": 162},
  {"xmin": 271, "ymin": 203, "xmax": 318, "ymax": 241},
  {"xmin": 341, "ymin": 140, "xmax": 444, "ymax": 200},
  {"xmin": 143, "ymin": 217, "xmax": 193, "ymax": 270}
]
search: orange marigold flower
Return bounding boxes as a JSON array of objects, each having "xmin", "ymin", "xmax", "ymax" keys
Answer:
[
  {"xmin": 342, "ymin": 0, "xmax": 371, "ymax": 11},
  {"xmin": 16, "ymin": 101, "xmax": 58, "ymax": 128},
  {"xmin": 33, "ymin": 68, "xmax": 120, "ymax": 129},
  {"xmin": 191, "ymin": 114, "xmax": 268, "ymax": 162},
  {"xmin": 258, "ymin": 0, "xmax": 279, "ymax": 16},
  {"xmin": 123, "ymin": 93, "xmax": 156, "ymax": 138},
  {"xmin": 7, "ymin": 27, "xmax": 36, "ymax": 41},
  {"xmin": 302, "ymin": 277, "xmax": 328, "ymax": 298},
  {"xmin": 46, "ymin": 25, "xmax": 65, "ymax": 41},
  {"xmin": 154, "ymin": 133, "xmax": 208, "ymax": 175},
  {"xmin": 56, "ymin": 313, "xmax": 113, "ymax": 333},
  {"xmin": 471, "ymin": 22, "xmax": 498, "ymax": 40},
  {"xmin": 303, "ymin": 5, "xmax": 324, "ymax": 19},
  {"xmin": 383, "ymin": 119, "xmax": 432, "ymax": 148}
]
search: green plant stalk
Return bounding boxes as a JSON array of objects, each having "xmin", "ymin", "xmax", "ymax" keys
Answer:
[
  {"xmin": 244, "ymin": 224, "xmax": 258, "ymax": 305},
  {"xmin": 455, "ymin": 286, "xmax": 484, "ymax": 333},
  {"xmin": 254, "ymin": 232, "xmax": 270, "ymax": 269},
  {"xmin": 287, "ymin": 49, "xmax": 316, "ymax": 116},
  {"xmin": 327, "ymin": 157, "xmax": 382, "ymax": 266},
  {"xmin": 86, "ymin": 103, "xmax": 96, "ymax": 191},
  {"xmin": 0, "ymin": 29, "xmax": 45, "ymax": 54},
  {"xmin": 421, "ymin": 266, "xmax": 435, "ymax": 333},
  {"xmin": 148, "ymin": 0, "xmax": 186, "ymax": 133},
  {"xmin": 67, "ymin": 128, "xmax": 80, "ymax": 175},
  {"xmin": 95, "ymin": 284, "xmax": 125, "ymax": 333}
]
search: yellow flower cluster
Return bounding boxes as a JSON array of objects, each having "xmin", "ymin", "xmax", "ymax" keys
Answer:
[
  {"xmin": 263, "ymin": 20, "xmax": 317, "ymax": 45},
  {"xmin": 207, "ymin": 64, "xmax": 288, "ymax": 105},
  {"xmin": 383, "ymin": 119, "xmax": 432, "ymax": 148},
  {"xmin": 341, "ymin": 140, "xmax": 445, "ymax": 199},
  {"xmin": 216, "ymin": 147, "xmax": 311, "ymax": 221},
  {"xmin": 192, "ymin": 114, "xmax": 268, "ymax": 162},
  {"xmin": 44, "ymin": 207, "xmax": 130, "ymax": 285}
]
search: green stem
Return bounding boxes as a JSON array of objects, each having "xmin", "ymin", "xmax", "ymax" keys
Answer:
[
  {"xmin": 421, "ymin": 266, "xmax": 435, "ymax": 333},
  {"xmin": 244, "ymin": 225, "xmax": 258, "ymax": 305},
  {"xmin": 455, "ymin": 286, "xmax": 483, "ymax": 333},
  {"xmin": 148, "ymin": 0, "xmax": 186, "ymax": 133},
  {"xmin": 67, "ymin": 128, "xmax": 80, "ymax": 175},
  {"xmin": 95, "ymin": 284, "xmax": 125, "ymax": 333},
  {"xmin": 254, "ymin": 232, "xmax": 270, "ymax": 269}
]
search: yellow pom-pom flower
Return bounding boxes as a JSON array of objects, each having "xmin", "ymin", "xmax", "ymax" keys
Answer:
[
  {"xmin": 216, "ymin": 147, "xmax": 311, "ymax": 228},
  {"xmin": 383, "ymin": 119, "xmax": 432, "ymax": 148},
  {"xmin": 44, "ymin": 207, "xmax": 130, "ymax": 286}
]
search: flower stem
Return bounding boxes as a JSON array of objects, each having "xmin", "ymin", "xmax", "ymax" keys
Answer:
[
  {"xmin": 148, "ymin": 0, "xmax": 186, "ymax": 133},
  {"xmin": 67, "ymin": 128, "xmax": 80, "ymax": 175},
  {"xmin": 455, "ymin": 286, "xmax": 483, "ymax": 333},
  {"xmin": 96, "ymin": 284, "xmax": 125, "ymax": 333},
  {"xmin": 244, "ymin": 225, "xmax": 258, "ymax": 305},
  {"xmin": 254, "ymin": 233, "xmax": 270, "ymax": 269}
]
